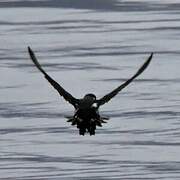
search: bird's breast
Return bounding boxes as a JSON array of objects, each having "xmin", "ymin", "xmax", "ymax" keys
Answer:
[{"xmin": 78, "ymin": 99, "xmax": 94, "ymax": 109}]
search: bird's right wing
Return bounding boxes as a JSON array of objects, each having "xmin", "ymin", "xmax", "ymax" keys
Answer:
[
  {"xmin": 97, "ymin": 53, "xmax": 153, "ymax": 107},
  {"xmin": 28, "ymin": 46, "xmax": 79, "ymax": 108}
]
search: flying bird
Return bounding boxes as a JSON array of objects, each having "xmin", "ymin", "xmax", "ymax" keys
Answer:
[{"xmin": 28, "ymin": 47, "xmax": 153, "ymax": 135}]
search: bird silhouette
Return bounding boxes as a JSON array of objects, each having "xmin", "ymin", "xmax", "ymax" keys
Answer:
[{"xmin": 28, "ymin": 47, "xmax": 153, "ymax": 135}]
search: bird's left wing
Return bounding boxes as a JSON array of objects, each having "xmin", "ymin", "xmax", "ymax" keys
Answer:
[
  {"xmin": 97, "ymin": 53, "xmax": 153, "ymax": 107},
  {"xmin": 28, "ymin": 46, "xmax": 79, "ymax": 108}
]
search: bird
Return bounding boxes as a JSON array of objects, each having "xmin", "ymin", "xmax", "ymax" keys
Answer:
[{"xmin": 28, "ymin": 46, "xmax": 153, "ymax": 135}]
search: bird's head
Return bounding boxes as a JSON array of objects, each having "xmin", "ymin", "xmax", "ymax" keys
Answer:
[
  {"xmin": 84, "ymin": 93, "xmax": 96, "ymax": 100},
  {"xmin": 83, "ymin": 94, "xmax": 98, "ymax": 109}
]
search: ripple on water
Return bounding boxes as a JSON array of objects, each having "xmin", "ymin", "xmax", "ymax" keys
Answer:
[{"xmin": 1, "ymin": 0, "xmax": 180, "ymax": 179}]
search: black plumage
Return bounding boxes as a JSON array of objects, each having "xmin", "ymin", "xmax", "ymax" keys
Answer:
[{"xmin": 28, "ymin": 47, "xmax": 153, "ymax": 135}]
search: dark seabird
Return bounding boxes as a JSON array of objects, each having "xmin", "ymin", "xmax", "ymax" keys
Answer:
[{"xmin": 28, "ymin": 47, "xmax": 153, "ymax": 135}]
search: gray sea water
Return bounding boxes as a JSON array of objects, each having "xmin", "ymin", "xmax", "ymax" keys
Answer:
[{"xmin": 1, "ymin": 0, "xmax": 180, "ymax": 179}]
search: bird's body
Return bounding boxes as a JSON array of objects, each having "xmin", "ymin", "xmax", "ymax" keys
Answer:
[
  {"xmin": 66, "ymin": 94, "xmax": 107, "ymax": 135},
  {"xmin": 28, "ymin": 47, "xmax": 153, "ymax": 135}
]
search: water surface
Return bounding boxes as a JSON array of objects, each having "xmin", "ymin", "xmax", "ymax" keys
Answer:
[{"xmin": 0, "ymin": 0, "xmax": 180, "ymax": 179}]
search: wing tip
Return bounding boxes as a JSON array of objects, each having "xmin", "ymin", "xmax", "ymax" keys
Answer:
[
  {"xmin": 150, "ymin": 52, "xmax": 153, "ymax": 59},
  {"xmin": 146, "ymin": 52, "xmax": 153, "ymax": 66},
  {"xmin": 149, "ymin": 52, "xmax": 153, "ymax": 60},
  {"xmin": 27, "ymin": 46, "xmax": 33, "ymax": 56}
]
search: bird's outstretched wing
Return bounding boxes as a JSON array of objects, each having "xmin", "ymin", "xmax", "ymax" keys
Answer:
[
  {"xmin": 28, "ymin": 46, "xmax": 79, "ymax": 108},
  {"xmin": 97, "ymin": 53, "xmax": 153, "ymax": 106}
]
